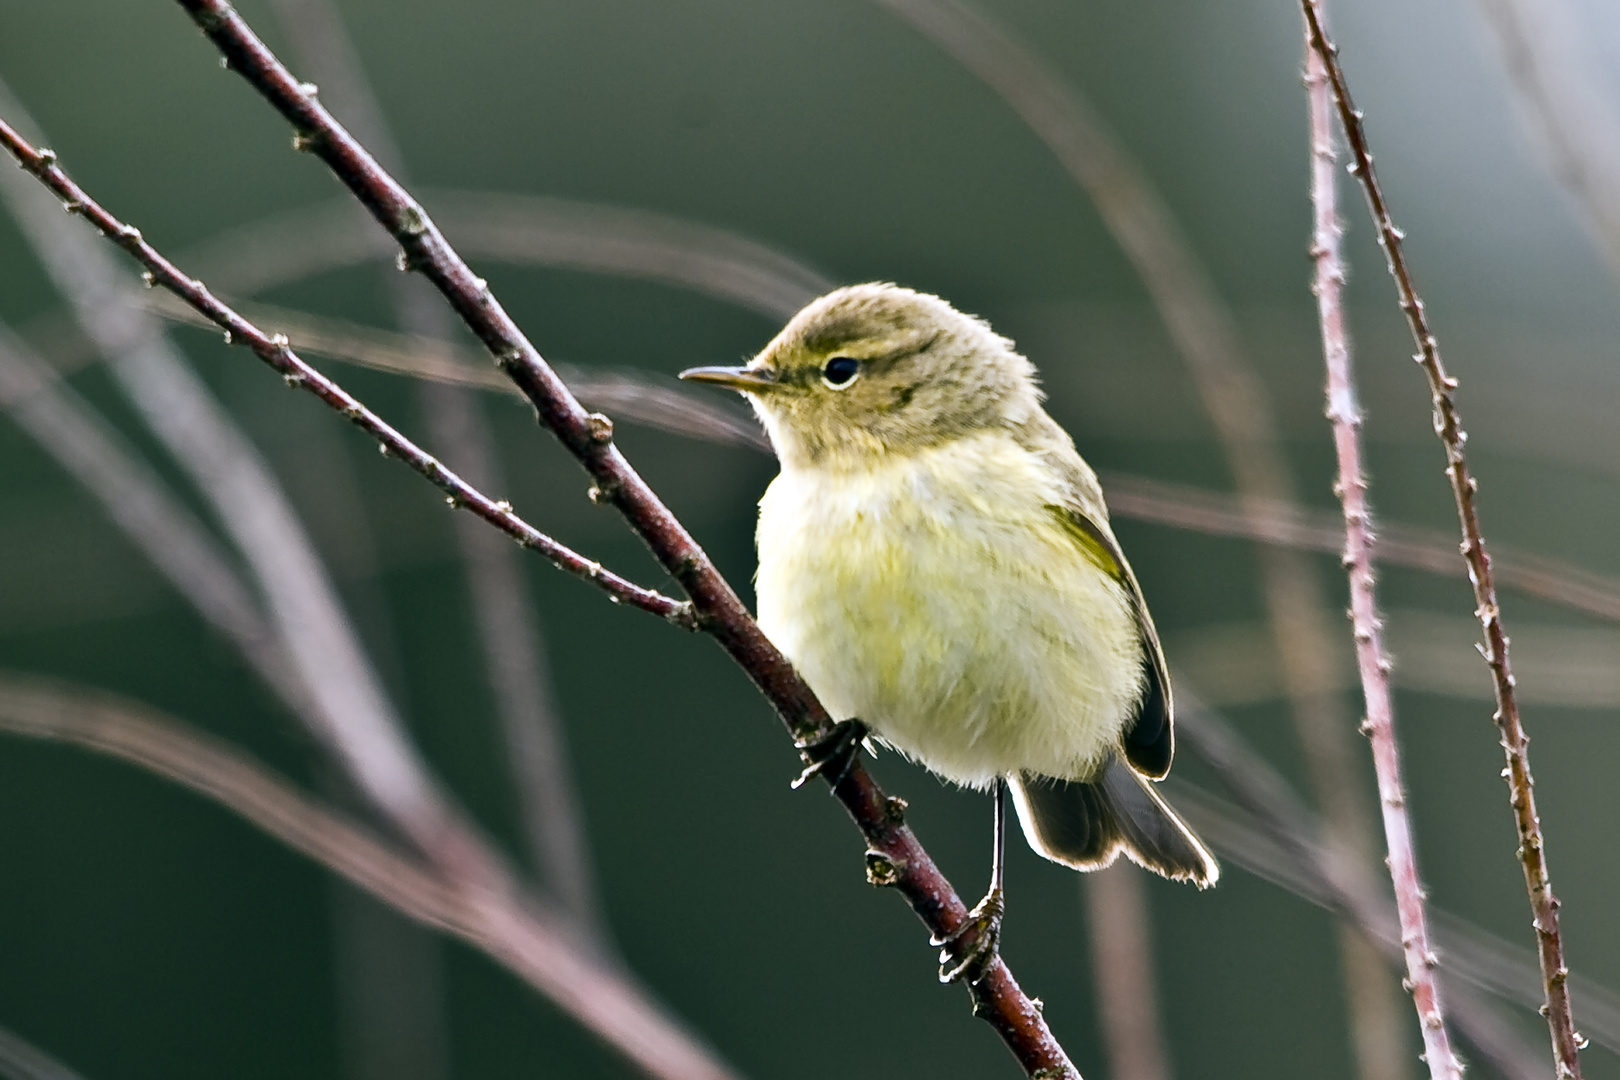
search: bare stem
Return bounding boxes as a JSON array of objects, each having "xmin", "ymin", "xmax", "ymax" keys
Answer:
[
  {"xmin": 1300, "ymin": 2, "xmax": 1584, "ymax": 1075},
  {"xmin": 1305, "ymin": 35, "xmax": 1460, "ymax": 1078}
]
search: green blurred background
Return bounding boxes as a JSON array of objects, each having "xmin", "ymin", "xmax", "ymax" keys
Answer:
[{"xmin": 1, "ymin": 0, "xmax": 1618, "ymax": 1078}]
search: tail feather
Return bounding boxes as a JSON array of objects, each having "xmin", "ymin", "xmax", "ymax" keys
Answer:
[{"xmin": 1009, "ymin": 758, "xmax": 1219, "ymax": 887}]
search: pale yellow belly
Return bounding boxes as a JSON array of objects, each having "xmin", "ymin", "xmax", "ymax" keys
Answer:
[{"xmin": 754, "ymin": 437, "xmax": 1144, "ymax": 789}]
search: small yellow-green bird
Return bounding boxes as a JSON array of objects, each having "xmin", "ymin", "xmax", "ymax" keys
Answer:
[{"xmin": 682, "ymin": 283, "xmax": 1216, "ymax": 977}]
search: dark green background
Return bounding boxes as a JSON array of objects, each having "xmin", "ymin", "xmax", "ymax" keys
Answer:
[{"xmin": 2, "ymin": 0, "xmax": 1618, "ymax": 1077}]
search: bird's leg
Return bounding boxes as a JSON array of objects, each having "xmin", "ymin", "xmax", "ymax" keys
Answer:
[
  {"xmin": 935, "ymin": 778, "xmax": 1007, "ymax": 984},
  {"xmin": 790, "ymin": 718, "xmax": 869, "ymax": 790}
]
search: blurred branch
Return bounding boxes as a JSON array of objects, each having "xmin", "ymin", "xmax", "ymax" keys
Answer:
[
  {"xmin": 1169, "ymin": 695, "xmax": 1545, "ymax": 1080},
  {"xmin": 0, "ymin": 77, "xmax": 479, "ymax": 876},
  {"xmin": 1103, "ymin": 473, "xmax": 1620, "ymax": 625},
  {"xmin": 0, "ymin": 1024, "xmax": 93, "ymax": 1080},
  {"xmin": 163, "ymin": 2, "xmax": 1082, "ymax": 1074},
  {"xmin": 1172, "ymin": 687, "xmax": 1620, "ymax": 1069},
  {"xmin": 146, "ymin": 190, "xmax": 831, "ymax": 321},
  {"xmin": 1082, "ymin": 866, "xmax": 1172, "ymax": 1080},
  {"xmin": 1168, "ymin": 782, "xmax": 1549, "ymax": 1080},
  {"xmin": 867, "ymin": 3, "xmax": 1402, "ymax": 1073},
  {"xmin": 137, "ymin": 292, "xmax": 772, "ymax": 451},
  {"xmin": 266, "ymin": 0, "xmax": 611, "ymax": 952},
  {"xmin": 1473, "ymin": 0, "xmax": 1620, "ymax": 284},
  {"xmin": 1307, "ymin": 38, "xmax": 1460, "ymax": 1078},
  {"xmin": 0, "ymin": 322, "xmax": 300, "ymax": 704},
  {"xmin": 1301, "ymin": 4, "xmax": 1585, "ymax": 1076},
  {"xmin": 0, "ymin": 674, "xmax": 742, "ymax": 1080},
  {"xmin": 106, "ymin": 295, "xmax": 1620, "ymax": 629}
]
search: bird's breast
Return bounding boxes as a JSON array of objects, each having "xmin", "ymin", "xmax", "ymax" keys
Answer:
[{"xmin": 754, "ymin": 433, "xmax": 1144, "ymax": 788}]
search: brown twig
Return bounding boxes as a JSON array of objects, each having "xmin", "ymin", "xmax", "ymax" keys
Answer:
[
  {"xmin": 1306, "ymin": 36, "xmax": 1460, "ymax": 1077},
  {"xmin": 0, "ymin": 675, "xmax": 741, "ymax": 1080},
  {"xmin": 0, "ymin": 103, "xmax": 736, "ymax": 1074},
  {"xmin": 3, "ymin": 6, "xmax": 1080, "ymax": 1073},
  {"xmin": 1300, "ymin": 2, "xmax": 1584, "ymax": 1075}
]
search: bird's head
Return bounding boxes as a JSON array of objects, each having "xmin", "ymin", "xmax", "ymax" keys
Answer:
[{"xmin": 681, "ymin": 283, "xmax": 1043, "ymax": 468}]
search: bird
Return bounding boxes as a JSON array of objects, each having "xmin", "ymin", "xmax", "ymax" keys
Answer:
[{"xmin": 680, "ymin": 283, "xmax": 1216, "ymax": 981}]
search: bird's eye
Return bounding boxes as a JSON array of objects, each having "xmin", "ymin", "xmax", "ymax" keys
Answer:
[{"xmin": 821, "ymin": 356, "xmax": 860, "ymax": 387}]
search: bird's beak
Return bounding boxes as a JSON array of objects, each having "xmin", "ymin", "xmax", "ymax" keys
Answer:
[{"xmin": 678, "ymin": 364, "xmax": 780, "ymax": 393}]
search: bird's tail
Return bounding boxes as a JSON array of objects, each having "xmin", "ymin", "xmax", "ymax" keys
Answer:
[{"xmin": 1008, "ymin": 757, "xmax": 1219, "ymax": 887}]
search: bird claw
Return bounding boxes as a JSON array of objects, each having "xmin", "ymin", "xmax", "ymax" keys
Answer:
[
  {"xmin": 791, "ymin": 718, "xmax": 869, "ymax": 790},
  {"xmin": 933, "ymin": 886, "xmax": 1004, "ymax": 984}
]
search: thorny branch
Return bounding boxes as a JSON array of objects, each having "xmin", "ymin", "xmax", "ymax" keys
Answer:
[
  {"xmin": 1305, "ymin": 37, "xmax": 1460, "ymax": 1079},
  {"xmin": 1300, "ymin": 2, "xmax": 1584, "ymax": 1075}
]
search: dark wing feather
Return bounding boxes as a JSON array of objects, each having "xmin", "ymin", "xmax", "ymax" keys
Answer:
[{"xmin": 1050, "ymin": 505, "xmax": 1175, "ymax": 779}]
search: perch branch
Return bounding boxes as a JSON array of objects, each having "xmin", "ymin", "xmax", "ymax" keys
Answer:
[
  {"xmin": 1301, "ymin": 2, "xmax": 1584, "ymax": 1075},
  {"xmin": 1306, "ymin": 38, "xmax": 1460, "ymax": 1078},
  {"xmin": 169, "ymin": 5, "xmax": 1078, "ymax": 1068},
  {"xmin": 0, "ymin": 676, "xmax": 741, "ymax": 1080},
  {"xmin": 6, "ymin": 8, "xmax": 1080, "ymax": 1074}
]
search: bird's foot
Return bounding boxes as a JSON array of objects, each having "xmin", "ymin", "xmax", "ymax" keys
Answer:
[
  {"xmin": 790, "ymin": 718, "xmax": 869, "ymax": 790},
  {"xmin": 933, "ymin": 886, "xmax": 1004, "ymax": 984}
]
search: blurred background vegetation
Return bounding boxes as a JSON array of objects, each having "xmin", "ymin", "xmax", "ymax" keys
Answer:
[{"xmin": 1, "ymin": 0, "xmax": 1619, "ymax": 1078}]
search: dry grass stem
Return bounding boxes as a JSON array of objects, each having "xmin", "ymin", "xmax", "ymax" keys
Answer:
[{"xmin": 1301, "ymin": 2, "xmax": 1584, "ymax": 1074}]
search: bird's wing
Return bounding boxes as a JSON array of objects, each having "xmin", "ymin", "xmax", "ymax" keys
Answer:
[{"xmin": 1037, "ymin": 433, "xmax": 1175, "ymax": 780}]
